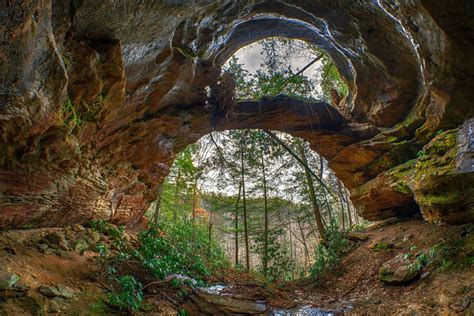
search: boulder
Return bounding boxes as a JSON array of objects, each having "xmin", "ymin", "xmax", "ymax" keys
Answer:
[
  {"xmin": 344, "ymin": 232, "xmax": 370, "ymax": 241},
  {"xmin": 40, "ymin": 232, "xmax": 70, "ymax": 251},
  {"xmin": 72, "ymin": 224, "xmax": 86, "ymax": 232},
  {"xmin": 183, "ymin": 290, "xmax": 268, "ymax": 315},
  {"xmin": 74, "ymin": 239, "xmax": 89, "ymax": 254},
  {"xmin": 0, "ymin": 273, "xmax": 19, "ymax": 290},
  {"xmin": 39, "ymin": 284, "xmax": 75, "ymax": 299},
  {"xmin": 379, "ymin": 253, "xmax": 421, "ymax": 284}
]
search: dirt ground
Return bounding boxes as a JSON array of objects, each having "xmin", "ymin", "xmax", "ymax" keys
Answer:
[
  {"xmin": 279, "ymin": 218, "xmax": 474, "ymax": 315},
  {"xmin": 0, "ymin": 218, "xmax": 472, "ymax": 315}
]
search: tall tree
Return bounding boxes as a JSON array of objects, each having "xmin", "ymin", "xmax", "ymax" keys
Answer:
[
  {"xmin": 261, "ymin": 148, "xmax": 269, "ymax": 277},
  {"xmin": 296, "ymin": 140, "xmax": 327, "ymax": 242},
  {"xmin": 234, "ymin": 182, "xmax": 242, "ymax": 267},
  {"xmin": 240, "ymin": 136, "xmax": 250, "ymax": 271}
]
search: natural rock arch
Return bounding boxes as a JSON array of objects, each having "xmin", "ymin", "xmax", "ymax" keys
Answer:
[{"xmin": 1, "ymin": 1, "xmax": 473, "ymax": 228}]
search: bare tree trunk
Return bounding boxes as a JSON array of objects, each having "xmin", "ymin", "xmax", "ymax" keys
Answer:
[
  {"xmin": 261, "ymin": 153, "xmax": 269, "ymax": 277},
  {"xmin": 152, "ymin": 184, "xmax": 164, "ymax": 224},
  {"xmin": 240, "ymin": 141, "xmax": 250, "ymax": 271},
  {"xmin": 208, "ymin": 212, "xmax": 213, "ymax": 257},
  {"xmin": 234, "ymin": 182, "xmax": 242, "ymax": 267},
  {"xmin": 296, "ymin": 216, "xmax": 310, "ymax": 269},
  {"xmin": 264, "ymin": 130, "xmax": 336, "ymax": 200},
  {"xmin": 296, "ymin": 141, "xmax": 327, "ymax": 242},
  {"xmin": 337, "ymin": 179, "xmax": 346, "ymax": 231},
  {"xmin": 192, "ymin": 178, "xmax": 198, "ymax": 220},
  {"xmin": 343, "ymin": 187, "xmax": 353, "ymax": 227},
  {"xmin": 174, "ymin": 167, "xmax": 182, "ymax": 222},
  {"xmin": 319, "ymin": 156, "xmax": 334, "ymax": 227},
  {"xmin": 288, "ymin": 216, "xmax": 293, "ymax": 261}
]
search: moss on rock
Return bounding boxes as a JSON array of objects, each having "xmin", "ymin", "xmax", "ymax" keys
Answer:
[{"xmin": 413, "ymin": 128, "xmax": 474, "ymax": 224}]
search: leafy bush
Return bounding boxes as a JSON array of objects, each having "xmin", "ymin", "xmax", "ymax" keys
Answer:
[
  {"xmin": 348, "ymin": 223, "xmax": 369, "ymax": 232},
  {"xmin": 251, "ymin": 228, "xmax": 295, "ymax": 281},
  {"xmin": 91, "ymin": 220, "xmax": 128, "ymax": 253},
  {"xmin": 136, "ymin": 220, "xmax": 228, "ymax": 284},
  {"xmin": 108, "ymin": 275, "xmax": 143, "ymax": 312},
  {"xmin": 406, "ymin": 225, "xmax": 473, "ymax": 273},
  {"xmin": 310, "ymin": 230, "xmax": 350, "ymax": 280}
]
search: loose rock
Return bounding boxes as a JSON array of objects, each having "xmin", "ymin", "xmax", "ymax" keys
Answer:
[
  {"xmin": 74, "ymin": 239, "xmax": 89, "ymax": 254},
  {"xmin": 48, "ymin": 299, "xmax": 60, "ymax": 313},
  {"xmin": 379, "ymin": 253, "xmax": 422, "ymax": 284},
  {"xmin": 40, "ymin": 232, "xmax": 70, "ymax": 251},
  {"xmin": 39, "ymin": 284, "xmax": 75, "ymax": 299},
  {"xmin": 72, "ymin": 224, "xmax": 85, "ymax": 232},
  {"xmin": 0, "ymin": 272, "xmax": 19, "ymax": 290}
]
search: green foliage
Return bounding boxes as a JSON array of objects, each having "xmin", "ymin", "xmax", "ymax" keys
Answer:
[
  {"xmin": 21, "ymin": 223, "xmax": 35, "ymax": 229},
  {"xmin": 416, "ymin": 149, "xmax": 426, "ymax": 159},
  {"xmin": 310, "ymin": 230, "xmax": 350, "ymax": 280},
  {"xmin": 252, "ymin": 228, "xmax": 295, "ymax": 281},
  {"xmin": 223, "ymin": 37, "xmax": 348, "ymax": 102},
  {"xmin": 372, "ymin": 241, "xmax": 393, "ymax": 251},
  {"xmin": 153, "ymin": 145, "xmax": 201, "ymax": 222},
  {"xmin": 60, "ymin": 98, "xmax": 82, "ymax": 132},
  {"xmin": 107, "ymin": 275, "xmax": 143, "ymax": 312},
  {"xmin": 320, "ymin": 61, "xmax": 349, "ymax": 100},
  {"xmin": 96, "ymin": 243, "xmax": 108, "ymax": 257},
  {"xmin": 406, "ymin": 227, "xmax": 473, "ymax": 273},
  {"xmin": 348, "ymin": 223, "xmax": 369, "ymax": 232},
  {"xmin": 90, "ymin": 219, "xmax": 107, "ymax": 232},
  {"xmin": 136, "ymin": 220, "xmax": 228, "ymax": 283},
  {"xmin": 91, "ymin": 220, "xmax": 127, "ymax": 253},
  {"xmin": 426, "ymin": 232, "xmax": 474, "ymax": 270}
]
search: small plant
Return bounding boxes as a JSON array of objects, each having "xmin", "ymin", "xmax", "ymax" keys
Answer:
[
  {"xmin": 107, "ymin": 275, "xmax": 143, "ymax": 312},
  {"xmin": 348, "ymin": 223, "xmax": 368, "ymax": 232},
  {"xmin": 90, "ymin": 219, "xmax": 107, "ymax": 232},
  {"xmin": 408, "ymin": 251, "xmax": 429, "ymax": 273},
  {"xmin": 372, "ymin": 241, "xmax": 393, "ymax": 251},
  {"xmin": 416, "ymin": 149, "xmax": 426, "ymax": 159},
  {"xmin": 96, "ymin": 243, "xmax": 108, "ymax": 257},
  {"xmin": 59, "ymin": 98, "xmax": 82, "ymax": 132}
]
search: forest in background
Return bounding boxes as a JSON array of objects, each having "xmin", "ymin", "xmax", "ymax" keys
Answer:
[{"xmin": 146, "ymin": 38, "xmax": 366, "ymax": 281}]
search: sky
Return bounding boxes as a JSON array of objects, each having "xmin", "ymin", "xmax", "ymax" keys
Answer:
[
  {"xmin": 228, "ymin": 40, "xmax": 321, "ymax": 74},
  {"xmin": 225, "ymin": 38, "xmax": 325, "ymax": 97},
  {"xmin": 194, "ymin": 38, "xmax": 330, "ymax": 198}
]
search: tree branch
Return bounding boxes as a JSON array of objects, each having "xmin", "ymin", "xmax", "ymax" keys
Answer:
[{"xmin": 263, "ymin": 130, "xmax": 337, "ymax": 200}]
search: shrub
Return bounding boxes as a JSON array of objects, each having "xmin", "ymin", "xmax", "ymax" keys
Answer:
[
  {"xmin": 251, "ymin": 228, "xmax": 295, "ymax": 281},
  {"xmin": 107, "ymin": 275, "xmax": 143, "ymax": 312},
  {"xmin": 136, "ymin": 220, "xmax": 228, "ymax": 284},
  {"xmin": 310, "ymin": 230, "xmax": 350, "ymax": 280}
]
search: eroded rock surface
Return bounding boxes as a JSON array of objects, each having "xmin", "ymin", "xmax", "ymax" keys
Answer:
[{"xmin": 1, "ymin": 1, "xmax": 473, "ymax": 227}]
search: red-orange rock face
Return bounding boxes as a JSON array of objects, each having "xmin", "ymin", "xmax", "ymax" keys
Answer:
[{"xmin": 0, "ymin": 1, "xmax": 473, "ymax": 228}]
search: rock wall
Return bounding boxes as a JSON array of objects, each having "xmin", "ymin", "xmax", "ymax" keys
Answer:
[{"xmin": 1, "ymin": 1, "xmax": 473, "ymax": 228}]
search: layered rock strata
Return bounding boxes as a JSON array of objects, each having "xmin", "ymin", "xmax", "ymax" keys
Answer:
[{"xmin": 1, "ymin": 1, "xmax": 473, "ymax": 228}]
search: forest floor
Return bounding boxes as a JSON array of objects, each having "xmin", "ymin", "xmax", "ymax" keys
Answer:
[{"xmin": 0, "ymin": 218, "xmax": 472, "ymax": 315}]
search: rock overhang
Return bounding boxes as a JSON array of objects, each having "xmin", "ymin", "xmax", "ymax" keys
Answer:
[{"xmin": 1, "ymin": 0, "xmax": 473, "ymax": 228}]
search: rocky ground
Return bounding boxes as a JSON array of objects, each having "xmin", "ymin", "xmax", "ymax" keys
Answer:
[
  {"xmin": 283, "ymin": 218, "xmax": 474, "ymax": 315},
  {"xmin": 0, "ymin": 218, "xmax": 472, "ymax": 315}
]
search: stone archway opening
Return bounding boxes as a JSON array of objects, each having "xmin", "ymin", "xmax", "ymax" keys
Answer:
[
  {"xmin": 151, "ymin": 126, "xmax": 363, "ymax": 273},
  {"xmin": 2, "ymin": 1, "xmax": 471, "ymax": 230},
  {"xmin": 152, "ymin": 32, "xmax": 354, "ymax": 212}
]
